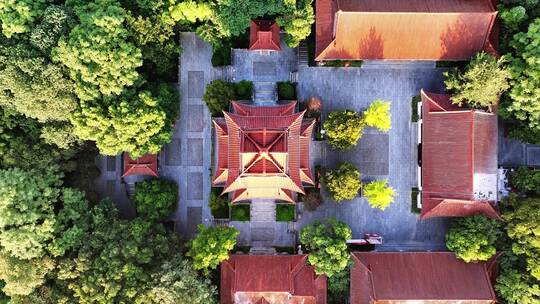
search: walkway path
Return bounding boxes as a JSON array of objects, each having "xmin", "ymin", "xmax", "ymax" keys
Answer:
[{"xmin": 160, "ymin": 33, "xmax": 214, "ymax": 238}]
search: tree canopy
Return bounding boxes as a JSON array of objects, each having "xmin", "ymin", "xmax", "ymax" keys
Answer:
[
  {"xmin": 134, "ymin": 178, "xmax": 178, "ymax": 222},
  {"xmin": 203, "ymin": 80, "xmax": 236, "ymax": 116},
  {"xmin": 362, "ymin": 100, "xmax": 392, "ymax": 132},
  {"xmin": 323, "ymin": 110, "xmax": 365, "ymax": 150},
  {"xmin": 444, "ymin": 52, "xmax": 510, "ymax": 111},
  {"xmin": 446, "ymin": 216, "xmax": 502, "ymax": 263},
  {"xmin": 187, "ymin": 225, "xmax": 239, "ymax": 274},
  {"xmin": 300, "ymin": 219, "xmax": 352, "ymax": 277},
  {"xmin": 363, "ymin": 179, "xmax": 396, "ymax": 210},
  {"xmin": 324, "ymin": 162, "xmax": 361, "ymax": 202}
]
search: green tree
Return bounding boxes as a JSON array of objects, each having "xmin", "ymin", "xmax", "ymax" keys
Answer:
[
  {"xmin": 362, "ymin": 100, "xmax": 391, "ymax": 132},
  {"xmin": 71, "ymin": 85, "xmax": 179, "ymax": 157},
  {"xmin": 29, "ymin": 5, "xmax": 76, "ymax": 54},
  {"xmin": 136, "ymin": 254, "xmax": 218, "ymax": 304},
  {"xmin": 0, "ymin": 168, "xmax": 61, "ymax": 260},
  {"xmin": 134, "ymin": 178, "xmax": 178, "ymax": 222},
  {"xmin": 504, "ymin": 19, "xmax": 540, "ymax": 131},
  {"xmin": 324, "ymin": 162, "xmax": 361, "ymax": 202},
  {"xmin": 363, "ymin": 179, "xmax": 396, "ymax": 210},
  {"xmin": 509, "ymin": 167, "xmax": 540, "ymax": 196},
  {"xmin": 277, "ymin": 0, "xmax": 314, "ymax": 47},
  {"xmin": 169, "ymin": 0, "xmax": 213, "ymax": 24},
  {"xmin": 54, "ymin": 0, "xmax": 142, "ymax": 101},
  {"xmin": 504, "ymin": 194, "xmax": 540, "ymax": 280},
  {"xmin": 446, "ymin": 216, "xmax": 502, "ymax": 263},
  {"xmin": 0, "ymin": 41, "xmax": 77, "ymax": 123},
  {"xmin": 203, "ymin": 80, "xmax": 236, "ymax": 116},
  {"xmin": 444, "ymin": 52, "xmax": 510, "ymax": 111},
  {"xmin": 496, "ymin": 268, "xmax": 540, "ymax": 304},
  {"xmin": 299, "ymin": 219, "xmax": 352, "ymax": 277},
  {"xmin": 323, "ymin": 110, "xmax": 365, "ymax": 150},
  {"xmin": 0, "ymin": 0, "xmax": 46, "ymax": 37},
  {"xmin": 187, "ymin": 225, "xmax": 239, "ymax": 274},
  {"xmin": 0, "ymin": 253, "xmax": 55, "ymax": 297}
]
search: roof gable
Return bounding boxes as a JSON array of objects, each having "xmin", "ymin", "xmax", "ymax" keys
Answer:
[
  {"xmin": 350, "ymin": 252, "xmax": 497, "ymax": 303},
  {"xmin": 315, "ymin": 0, "xmax": 497, "ymax": 60},
  {"xmin": 122, "ymin": 153, "xmax": 158, "ymax": 178},
  {"xmin": 249, "ymin": 20, "xmax": 281, "ymax": 51}
]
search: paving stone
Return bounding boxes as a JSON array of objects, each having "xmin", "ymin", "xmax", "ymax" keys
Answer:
[
  {"xmin": 187, "ymin": 105, "xmax": 205, "ymax": 131},
  {"xmin": 187, "ymin": 172, "xmax": 203, "ymax": 200},
  {"xmin": 528, "ymin": 147, "xmax": 540, "ymax": 166},
  {"xmin": 106, "ymin": 156, "xmax": 116, "ymax": 172},
  {"xmin": 187, "ymin": 71, "xmax": 204, "ymax": 98},
  {"xmin": 106, "ymin": 180, "xmax": 116, "ymax": 197},
  {"xmin": 186, "ymin": 138, "xmax": 203, "ymax": 165},
  {"xmin": 253, "ymin": 62, "xmax": 277, "ymax": 76},
  {"xmin": 186, "ymin": 207, "xmax": 202, "ymax": 237},
  {"xmin": 163, "ymin": 139, "xmax": 181, "ymax": 166}
]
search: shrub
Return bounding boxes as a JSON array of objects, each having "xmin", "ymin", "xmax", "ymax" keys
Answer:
[
  {"xmin": 209, "ymin": 188, "xmax": 230, "ymax": 219},
  {"xmin": 187, "ymin": 225, "xmax": 239, "ymax": 274},
  {"xmin": 363, "ymin": 180, "xmax": 396, "ymax": 210},
  {"xmin": 411, "ymin": 95, "xmax": 420, "ymax": 122},
  {"xmin": 276, "ymin": 204, "xmax": 295, "ymax": 222},
  {"xmin": 300, "ymin": 219, "xmax": 352, "ymax": 277},
  {"xmin": 277, "ymin": 81, "xmax": 296, "ymax": 100},
  {"xmin": 509, "ymin": 167, "xmax": 540, "ymax": 195},
  {"xmin": 507, "ymin": 122, "xmax": 540, "ymax": 145},
  {"xmin": 323, "ymin": 110, "xmax": 365, "ymax": 150},
  {"xmin": 230, "ymin": 204, "xmax": 250, "ymax": 221},
  {"xmin": 446, "ymin": 216, "xmax": 502, "ymax": 263},
  {"xmin": 134, "ymin": 178, "xmax": 178, "ymax": 222},
  {"xmin": 234, "ymin": 80, "xmax": 253, "ymax": 100},
  {"xmin": 302, "ymin": 189, "xmax": 322, "ymax": 211},
  {"xmin": 325, "ymin": 162, "xmax": 361, "ymax": 202},
  {"xmin": 203, "ymin": 80, "xmax": 236, "ymax": 116},
  {"xmin": 211, "ymin": 43, "xmax": 231, "ymax": 67},
  {"xmin": 362, "ymin": 100, "xmax": 391, "ymax": 132},
  {"xmin": 306, "ymin": 97, "xmax": 322, "ymax": 118}
]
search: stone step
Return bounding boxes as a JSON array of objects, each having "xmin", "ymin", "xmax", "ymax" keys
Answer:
[
  {"xmin": 251, "ymin": 227, "xmax": 275, "ymax": 241},
  {"xmin": 125, "ymin": 182, "xmax": 136, "ymax": 198},
  {"xmin": 298, "ymin": 41, "xmax": 309, "ymax": 67},
  {"xmin": 249, "ymin": 246, "xmax": 276, "ymax": 255}
]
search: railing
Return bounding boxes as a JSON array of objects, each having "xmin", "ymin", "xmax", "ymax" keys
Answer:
[{"xmin": 212, "ymin": 218, "xmax": 230, "ymax": 227}]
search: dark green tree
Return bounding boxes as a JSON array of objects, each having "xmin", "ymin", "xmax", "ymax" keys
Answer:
[
  {"xmin": 134, "ymin": 178, "xmax": 178, "ymax": 222},
  {"xmin": 203, "ymin": 80, "xmax": 236, "ymax": 116},
  {"xmin": 446, "ymin": 215, "xmax": 502, "ymax": 262}
]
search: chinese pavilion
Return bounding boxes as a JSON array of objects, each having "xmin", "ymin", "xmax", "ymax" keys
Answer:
[{"xmin": 212, "ymin": 101, "xmax": 315, "ymax": 203}]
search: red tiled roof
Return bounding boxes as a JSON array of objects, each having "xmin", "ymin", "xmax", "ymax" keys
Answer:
[
  {"xmin": 212, "ymin": 101, "xmax": 315, "ymax": 202},
  {"xmin": 249, "ymin": 20, "xmax": 281, "ymax": 51},
  {"xmin": 420, "ymin": 90, "xmax": 499, "ymax": 219},
  {"xmin": 221, "ymin": 254, "xmax": 327, "ymax": 304},
  {"xmin": 315, "ymin": 0, "xmax": 497, "ymax": 60},
  {"xmin": 122, "ymin": 153, "xmax": 158, "ymax": 178},
  {"xmin": 350, "ymin": 252, "xmax": 498, "ymax": 304}
]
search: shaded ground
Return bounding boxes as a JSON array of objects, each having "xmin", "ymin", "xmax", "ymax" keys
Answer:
[
  {"xmin": 498, "ymin": 121, "xmax": 540, "ymax": 167},
  {"xmin": 297, "ymin": 62, "xmax": 450, "ymax": 251}
]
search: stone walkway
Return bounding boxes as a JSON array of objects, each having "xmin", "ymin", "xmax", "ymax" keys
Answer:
[
  {"xmin": 159, "ymin": 33, "xmax": 214, "ymax": 238},
  {"xmin": 498, "ymin": 121, "xmax": 540, "ymax": 167},
  {"xmin": 297, "ymin": 63, "xmax": 450, "ymax": 251}
]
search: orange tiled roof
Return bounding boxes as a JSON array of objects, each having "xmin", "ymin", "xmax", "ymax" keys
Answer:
[{"xmin": 122, "ymin": 153, "xmax": 158, "ymax": 178}]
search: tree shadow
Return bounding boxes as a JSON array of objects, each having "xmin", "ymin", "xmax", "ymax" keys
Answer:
[
  {"xmin": 439, "ymin": 15, "xmax": 482, "ymax": 60},
  {"xmin": 357, "ymin": 27, "xmax": 384, "ymax": 59}
]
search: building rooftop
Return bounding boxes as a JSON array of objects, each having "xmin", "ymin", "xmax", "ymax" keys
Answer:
[
  {"xmin": 249, "ymin": 20, "xmax": 281, "ymax": 51},
  {"xmin": 315, "ymin": 0, "xmax": 497, "ymax": 61},
  {"xmin": 122, "ymin": 153, "xmax": 158, "ymax": 178}
]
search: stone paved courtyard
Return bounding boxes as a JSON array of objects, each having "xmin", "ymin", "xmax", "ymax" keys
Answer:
[{"xmin": 296, "ymin": 63, "xmax": 450, "ymax": 250}]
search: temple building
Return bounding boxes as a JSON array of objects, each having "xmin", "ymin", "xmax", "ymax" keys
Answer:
[
  {"xmin": 315, "ymin": 0, "xmax": 498, "ymax": 61},
  {"xmin": 122, "ymin": 153, "xmax": 158, "ymax": 178},
  {"xmin": 221, "ymin": 254, "xmax": 327, "ymax": 304},
  {"xmin": 419, "ymin": 90, "xmax": 499, "ymax": 219},
  {"xmin": 212, "ymin": 101, "xmax": 315, "ymax": 203},
  {"xmin": 350, "ymin": 252, "xmax": 498, "ymax": 304}
]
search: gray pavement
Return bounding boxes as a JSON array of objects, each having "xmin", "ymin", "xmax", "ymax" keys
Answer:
[
  {"xmin": 93, "ymin": 154, "xmax": 134, "ymax": 218},
  {"xmin": 159, "ymin": 33, "xmax": 214, "ymax": 238},
  {"xmin": 297, "ymin": 63, "xmax": 450, "ymax": 251},
  {"xmin": 498, "ymin": 121, "xmax": 540, "ymax": 167}
]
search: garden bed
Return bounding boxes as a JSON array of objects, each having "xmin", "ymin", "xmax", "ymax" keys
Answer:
[
  {"xmin": 230, "ymin": 204, "xmax": 250, "ymax": 221},
  {"xmin": 411, "ymin": 95, "xmax": 420, "ymax": 122},
  {"xmin": 411, "ymin": 187, "xmax": 421, "ymax": 214},
  {"xmin": 276, "ymin": 204, "xmax": 295, "ymax": 222},
  {"xmin": 277, "ymin": 81, "xmax": 297, "ymax": 100},
  {"xmin": 209, "ymin": 188, "xmax": 230, "ymax": 219}
]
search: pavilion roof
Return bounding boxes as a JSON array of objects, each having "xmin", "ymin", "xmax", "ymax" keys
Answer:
[
  {"xmin": 249, "ymin": 20, "xmax": 281, "ymax": 51},
  {"xmin": 420, "ymin": 90, "xmax": 499, "ymax": 219},
  {"xmin": 315, "ymin": 0, "xmax": 498, "ymax": 61},
  {"xmin": 213, "ymin": 101, "xmax": 314, "ymax": 202},
  {"xmin": 122, "ymin": 153, "xmax": 158, "ymax": 178}
]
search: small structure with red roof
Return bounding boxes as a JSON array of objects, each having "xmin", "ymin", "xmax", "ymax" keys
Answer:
[
  {"xmin": 122, "ymin": 153, "xmax": 159, "ymax": 178},
  {"xmin": 419, "ymin": 90, "xmax": 499, "ymax": 219},
  {"xmin": 315, "ymin": 0, "xmax": 498, "ymax": 61},
  {"xmin": 221, "ymin": 254, "xmax": 327, "ymax": 304},
  {"xmin": 350, "ymin": 252, "xmax": 498, "ymax": 304},
  {"xmin": 212, "ymin": 101, "xmax": 315, "ymax": 203},
  {"xmin": 249, "ymin": 20, "xmax": 281, "ymax": 51}
]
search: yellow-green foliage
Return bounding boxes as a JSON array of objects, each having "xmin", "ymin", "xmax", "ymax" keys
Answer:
[
  {"xmin": 363, "ymin": 100, "xmax": 391, "ymax": 132},
  {"xmin": 363, "ymin": 179, "xmax": 395, "ymax": 210},
  {"xmin": 325, "ymin": 162, "xmax": 361, "ymax": 202},
  {"xmin": 323, "ymin": 110, "xmax": 365, "ymax": 150},
  {"xmin": 0, "ymin": 0, "xmax": 46, "ymax": 37},
  {"xmin": 187, "ymin": 225, "xmax": 239, "ymax": 274}
]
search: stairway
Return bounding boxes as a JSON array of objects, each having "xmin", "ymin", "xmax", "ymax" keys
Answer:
[
  {"xmin": 249, "ymin": 199, "xmax": 276, "ymax": 251},
  {"xmin": 213, "ymin": 65, "xmax": 234, "ymax": 81},
  {"xmin": 253, "ymin": 81, "xmax": 277, "ymax": 105},
  {"xmin": 297, "ymin": 41, "xmax": 309, "ymax": 67},
  {"xmin": 125, "ymin": 182, "xmax": 136, "ymax": 198}
]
